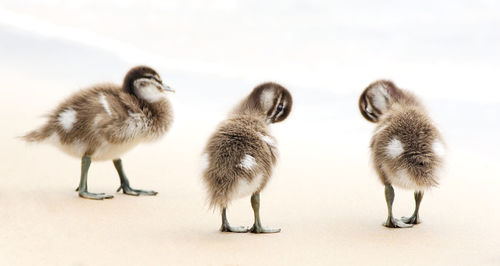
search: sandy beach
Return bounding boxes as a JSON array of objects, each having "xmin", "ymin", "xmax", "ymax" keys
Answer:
[
  {"xmin": 1, "ymin": 2, "xmax": 500, "ymax": 265},
  {"xmin": 2, "ymin": 91, "xmax": 499, "ymax": 265}
]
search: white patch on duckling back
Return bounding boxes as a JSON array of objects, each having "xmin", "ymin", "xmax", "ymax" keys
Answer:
[
  {"xmin": 99, "ymin": 94, "xmax": 112, "ymax": 116},
  {"xmin": 233, "ymin": 173, "xmax": 265, "ymax": 199},
  {"xmin": 238, "ymin": 154, "xmax": 257, "ymax": 170},
  {"xmin": 58, "ymin": 108, "xmax": 76, "ymax": 132},
  {"xmin": 433, "ymin": 139, "xmax": 445, "ymax": 158},
  {"xmin": 386, "ymin": 138, "xmax": 404, "ymax": 158}
]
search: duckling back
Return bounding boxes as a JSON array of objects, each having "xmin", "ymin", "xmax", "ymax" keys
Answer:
[
  {"xmin": 23, "ymin": 85, "xmax": 172, "ymax": 160},
  {"xmin": 371, "ymin": 105, "xmax": 444, "ymax": 190},
  {"xmin": 359, "ymin": 80, "xmax": 445, "ymax": 190},
  {"xmin": 202, "ymin": 115, "xmax": 277, "ymax": 209}
]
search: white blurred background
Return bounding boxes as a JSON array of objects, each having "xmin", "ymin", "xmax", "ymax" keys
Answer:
[
  {"xmin": 1, "ymin": 0, "xmax": 499, "ymax": 161},
  {"xmin": 1, "ymin": 0, "xmax": 499, "ymax": 100}
]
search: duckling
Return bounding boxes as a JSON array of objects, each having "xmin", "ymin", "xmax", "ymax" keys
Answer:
[
  {"xmin": 23, "ymin": 66, "xmax": 174, "ymax": 200},
  {"xmin": 358, "ymin": 80, "xmax": 445, "ymax": 228},
  {"xmin": 202, "ymin": 82, "xmax": 292, "ymax": 233}
]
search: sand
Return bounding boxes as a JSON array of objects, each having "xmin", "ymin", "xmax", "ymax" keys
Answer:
[{"xmin": 1, "ymin": 80, "xmax": 499, "ymax": 266}]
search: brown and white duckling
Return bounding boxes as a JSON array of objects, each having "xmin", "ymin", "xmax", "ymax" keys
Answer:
[
  {"xmin": 358, "ymin": 80, "xmax": 445, "ymax": 228},
  {"xmin": 23, "ymin": 66, "xmax": 174, "ymax": 200},
  {"xmin": 202, "ymin": 82, "xmax": 292, "ymax": 233}
]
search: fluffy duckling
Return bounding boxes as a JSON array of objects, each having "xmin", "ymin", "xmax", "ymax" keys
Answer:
[
  {"xmin": 202, "ymin": 82, "xmax": 292, "ymax": 233},
  {"xmin": 358, "ymin": 80, "xmax": 445, "ymax": 228},
  {"xmin": 23, "ymin": 66, "xmax": 174, "ymax": 200}
]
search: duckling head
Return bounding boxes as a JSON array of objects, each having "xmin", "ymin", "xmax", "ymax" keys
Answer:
[
  {"xmin": 123, "ymin": 65, "xmax": 174, "ymax": 103},
  {"xmin": 358, "ymin": 80, "xmax": 403, "ymax": 123},
  {"xmin": 236, "ymin": 82, "xmax": 293, "ymax": 124}
]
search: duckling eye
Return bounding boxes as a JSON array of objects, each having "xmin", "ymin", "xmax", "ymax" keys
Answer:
[{"xmin": 277, "ymin": 103, "xmax": 284, "ymax": 112}]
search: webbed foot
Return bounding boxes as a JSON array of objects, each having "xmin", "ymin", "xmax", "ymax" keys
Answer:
[
  {"xmin": 220, "ymin": 224, "xmax": 249, "ymax": 233},
  {"xmin": 401, "ymin": 215, "xmax": 420, "ymax": 225},
  {"xmin": 117, "ymin": 185, "xmax": 158, "ymax": 196},
  {"xmin": 384, "ymin": 216, "xmax": 413, "ymax": 228},
  {"xmin": 249, "ymin": 224, "xmax": 281, "ymax": 234},
  {"xmin": 78, "ymin": 191, "xmax": 114, "ymax": 200}
]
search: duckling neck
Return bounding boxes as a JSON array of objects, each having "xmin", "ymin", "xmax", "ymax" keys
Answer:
[
  {"xmin": 230, "ymin": 109, "xmax": 267, "ymax": 123},
  {"xmin": 139, "ymin": 98, "xmax": 173, "ymax": 137},
  {"xmin": 231, "ymin": 102, "xmax": 267, "ymax": 120}
]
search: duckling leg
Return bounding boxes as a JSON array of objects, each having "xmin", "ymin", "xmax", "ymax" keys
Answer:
[
  {"xmin": 220, "ymin": 208, "xmax": 249, "ymax": 233},
  {"xmin": 113, "ymin": 159, "xmax": 158, "ymax": 196},
  {"xmin": 249, "ymin": 192, "xmax": 281, "ymax": 233},
  {"xmin": 77, "ymin": 156, "xmax": 114, "ymax": 200},
  {"xmin": 384, "ymin": 184, "xmax": 412, "ymax": 228},
  {"xmin": 401, "ymin": 191, "xmax": 423, "ymax": 224}
]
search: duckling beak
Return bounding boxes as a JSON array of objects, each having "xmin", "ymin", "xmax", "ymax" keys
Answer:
[{"xmin": 162, "ymin": 84, "xmax": 175, "ymax": 93}]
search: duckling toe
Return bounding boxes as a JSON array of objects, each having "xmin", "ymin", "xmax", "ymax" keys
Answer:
[
  {"xmin": 78, "ymin": 191, "xmax": 114, "ymax": 200},
  {"xmin": 384, "ymin": 217, "xmax": 413, "ymax": 228},
  {"xmin": 401, "ymin": 215, "xmax": 421, "ymax": 225},
  {"xmin": 249, "ymin": 224, "xmax": 281, "ymax": 234},
  {"xmin": 118, "ymin": 186, "xmax": 158, "ymax": 196},
  {"xmin": 220, "ymin": 225, "xmax": 249, "ymax": 233}
]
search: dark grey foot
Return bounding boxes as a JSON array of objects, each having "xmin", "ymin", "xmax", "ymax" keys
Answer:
[
  {"xmin": 78, "ymin": 191, "xmax": 114, "ymax": 200},
  {"xmin": 220, "ymin": 224, "xmax": 249, "ymax": 233},
  {"xmin": 117, "ymin": 185, "xmax": 158, "ymax": 196},
  {"xmin": 384, "ymin": 217, "xmax": 413, "ymax": 228},
  {"xmin": 401, "ymin": 215, "xmax": 421, "ymax": 225},
  {"xmin": 249, "ymin": 224, "xmax": 281, "ymax": 234}
]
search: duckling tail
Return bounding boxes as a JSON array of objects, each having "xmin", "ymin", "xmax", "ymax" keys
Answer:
[{"xmin": 21, "ymin": 126, "xmax": 52, "ymax": 143}]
